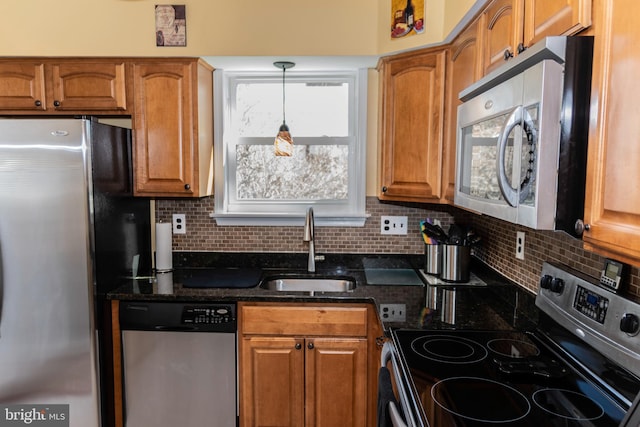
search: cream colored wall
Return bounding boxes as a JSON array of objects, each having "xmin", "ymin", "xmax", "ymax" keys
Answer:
[
  {"xmin": 2, "ymin": 0, "xmax": 377, "ymax": 56},
  {"xmin": 2, "ymin": 0, "xmax": 475, "ymax": 57}
]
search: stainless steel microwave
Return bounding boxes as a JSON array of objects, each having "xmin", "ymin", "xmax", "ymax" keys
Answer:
[{"xmin": 454, "ymin": 36, "xmax": 593, "ymax": 237}]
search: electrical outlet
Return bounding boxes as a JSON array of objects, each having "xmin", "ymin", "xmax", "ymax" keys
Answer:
[
  {"xmin": 516, "ymin": 231, "xmax": 525, "ymax": 260},
  {"xmin": 172, "ymin": 213, "xmax": 186, "ymax": 234},
  {"xmin": 381, "ymin": 216, "xmax": 408, "ymax": 235},
  {"xmin": 380, "ymin": 304, "xmax": 406, "ymax": 322}
]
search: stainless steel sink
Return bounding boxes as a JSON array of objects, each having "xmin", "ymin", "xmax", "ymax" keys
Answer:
[{"xmin": 260, "ymin": 276, "xmax": 356, "ymax": 293}]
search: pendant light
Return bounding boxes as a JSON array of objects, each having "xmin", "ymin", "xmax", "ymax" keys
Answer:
[{"xmin": 274, "ymin": 61, "xmax": 295, "ymax": 157}]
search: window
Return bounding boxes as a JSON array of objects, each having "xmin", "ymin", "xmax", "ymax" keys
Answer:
[{"xmin": 212, "ymin": 68, "xmax": 367, "ymax": 226}]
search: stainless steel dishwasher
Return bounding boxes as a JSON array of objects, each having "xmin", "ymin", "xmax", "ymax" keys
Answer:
[{"xmin": 119, "ymin": 301, "xmax": 237, "ymax": 427}]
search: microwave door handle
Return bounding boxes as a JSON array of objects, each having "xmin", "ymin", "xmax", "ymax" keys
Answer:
[
  {"xmin": 518, "ymin": 109, "xmax": 537, "ymax": 203},
  {"xmin": 497, "ymin": 106, "xmax": 523, "ymax": 207}
]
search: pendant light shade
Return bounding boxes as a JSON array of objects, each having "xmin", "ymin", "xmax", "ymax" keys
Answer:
[{"xmin": 274, "ymin": 61, "xmax": 295, "ymax": 157}]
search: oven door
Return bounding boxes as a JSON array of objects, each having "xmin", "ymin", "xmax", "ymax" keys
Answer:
[{"xmin": 380, "ymin": 342, "xmax": 425, "ymax": 427}]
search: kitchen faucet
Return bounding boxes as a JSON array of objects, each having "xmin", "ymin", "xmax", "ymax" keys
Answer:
[{"xmin": 303, "ymin": 207, "xmax": 315, "ymax": 272}]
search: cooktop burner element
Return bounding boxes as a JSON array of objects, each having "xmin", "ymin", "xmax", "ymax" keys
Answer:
[
  {"xmin": 487, "ymin": 338, "xmax": 540, "ymax": 358},
  {"xmin": 532, "ymin": 388, "xmax": 605, "ymax": 421},
  {"xmin": 431, "ymin": 376, "xmax": 531, "ymax": 423},
  {"xmin": 410, "ymin": 335, "xmax": 488, "ymax": 364}
]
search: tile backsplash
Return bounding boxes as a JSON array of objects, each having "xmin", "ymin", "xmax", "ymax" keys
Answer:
[
  {"xmin": 156, "ymin": 196, "xmax": 640, "ymax": 299},
  {"xmin": 156, "ymin": 197, "xmax": 452, "ymax": 254}
]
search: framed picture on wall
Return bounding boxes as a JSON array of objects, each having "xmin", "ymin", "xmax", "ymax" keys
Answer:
[
  {"xmin": 155, "ymin": 5, "xmax": 186, "ymax": 46},
  {"xmin": 391, "ymin": 0, "xmax": 425, "ymax": 39}
]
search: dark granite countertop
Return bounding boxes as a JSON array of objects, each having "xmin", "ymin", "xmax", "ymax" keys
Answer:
[
  {"xmin": 107, "ymin": 252, "xmax": 538, "ymax": 331},
  {"xmin": 107, "ymin": 252, "xmax": 424, "ymax": 302}
]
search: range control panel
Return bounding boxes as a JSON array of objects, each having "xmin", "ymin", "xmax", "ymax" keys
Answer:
[
  {"xmin": 536, "ymin": 261, "xmax": 640, "ymax": 380},
  {"xmin": 574, "ymin": 286, "xmax": 609, "ymax": 324},
  {"xmin": 182, "ymin": 305, "xmax": 235, "ymax": 325}
]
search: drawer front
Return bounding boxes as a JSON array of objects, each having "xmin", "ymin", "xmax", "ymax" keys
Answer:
[{"xmin": 240, "ymin": 303, "xmax": 368, "ymax": 337}]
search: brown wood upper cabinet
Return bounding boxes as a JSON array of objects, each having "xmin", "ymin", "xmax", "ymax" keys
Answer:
[
  {"xmin": 481, "ymin": 0, "xmax": 591, "ymax": 75},
  {"xmin": 582, "ymin": 0, "xmax": 640, "ymax": 266},
  {"xmin": 442, "ymin": 18, "xmax": 483, "ymax": 203},
  {"xmin": 0, "ymin": 59, "xmax": 128, "ymax": 113},
  {"xmin": 378, "ymin": 48, "xmax": 446, "ymax": 202},
  {"xmin": 132, "ymin": 58, "xmax": 214, "ymax": 197}
]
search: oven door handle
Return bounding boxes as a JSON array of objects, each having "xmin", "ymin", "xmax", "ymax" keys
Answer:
[
  {"xmin": 389, "ymin": 401, "xmax": 408, "ymax": 427},
  {"xmin": 381, "ymin": 342, "xmax": 418, "ymax": 427}
]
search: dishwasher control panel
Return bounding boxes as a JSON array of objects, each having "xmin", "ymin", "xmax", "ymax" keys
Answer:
[
  {"xmin": 182, "ymin": 305, "xmax": 235, "ymax": 325},
  {"xmin": 120, "ymin": 301, "xmax": 237, "ymax": 332}
]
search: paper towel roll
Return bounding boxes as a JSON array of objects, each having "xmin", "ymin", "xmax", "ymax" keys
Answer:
[{"xmin": 155, "ymin": 222, "xmax": 173, "ymax": 272}]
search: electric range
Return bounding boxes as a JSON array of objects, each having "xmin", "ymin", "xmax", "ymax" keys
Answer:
[{"xmin": 385, "ymin": 261, "xmax": 640, "ymax": 426}]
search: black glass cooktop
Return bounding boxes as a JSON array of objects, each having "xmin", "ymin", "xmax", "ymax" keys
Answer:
[{"xmin": 392, "ymin": 329, "xmax": 628, "ymax": 426}]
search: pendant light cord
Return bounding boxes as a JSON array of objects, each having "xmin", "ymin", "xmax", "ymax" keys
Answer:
[{"xmin": 281, "ymin": 66, "xmax": 286, "ymax": 125}]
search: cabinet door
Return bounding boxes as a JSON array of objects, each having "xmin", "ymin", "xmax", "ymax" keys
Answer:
[
  {"xmin": 305, "ymin": 338, "xmax": 367, "ymax": 427},
  {"xmin": 0, "ymin": 61, "xmax": 46, "ymax": 111},
  {"xmin": 378, "ymin": 49, "xmax": 446, "ymax": 202},
  {"xmin": 481, "ymin": 0, "xmax": 525, "ymax": 75},
  {"xmin": 49, "ymin": 61, "xmax": 127, "ymax": 111},
  {"xmin": 442, "ymin": 19, "xmax": 483, "ymax": 203},
  {"xmin": 523, "ymin": 0, "xmax": 591, "ymax": 47},
  {"xmin": 132, "ymin": 61, "xmax": 196, "ymax": 196},
  {"xmin": 240, "ymin": 336, "xmax": 305, "ymax": 427},
  {"xmin": 583, "ymin": 0, "xmax": 640, "ymax": 265}
]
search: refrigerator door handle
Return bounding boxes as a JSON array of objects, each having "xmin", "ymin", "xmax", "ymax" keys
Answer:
[{"xmin": 0, "ymin": 235, "xmax": 3, "ymax": 338}]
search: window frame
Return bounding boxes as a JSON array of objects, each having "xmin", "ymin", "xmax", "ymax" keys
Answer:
[{"xmin": 212, "ymin": 68, "xmax": 368, "ymax": 226}]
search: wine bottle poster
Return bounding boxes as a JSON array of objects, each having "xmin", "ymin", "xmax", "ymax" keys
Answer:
[
  {"xmin": 155, "ymin": 5, "xmax": 187, "ymax": 46},
  {"xmin": 391, "ymin": 0, "xmax": 425, "ymax": 39}
]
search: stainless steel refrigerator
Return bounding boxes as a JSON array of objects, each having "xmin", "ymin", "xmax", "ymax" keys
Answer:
[{"xmin": 0, "ymin": 118, "xmax": 151, "ymax": 426}]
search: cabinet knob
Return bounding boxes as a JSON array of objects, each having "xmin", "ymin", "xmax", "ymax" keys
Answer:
[
  {"xmin": 517, "ymin": 43, "xmax": 527, "ymax": 54},
  {"xmin": 53, "ymin": 100, "xmax": 61, "ymax": 108},
  {"xmin": 574, "ymin": 219, "xmax": 590, "ymax": 235},
  {"xmin": 503, "ymin": 49, "xmax": 514, "ymax": 61},
  {"xmin": 184, "ymin": 184, "xmax": 191, "ymax": 190},
  {"xmin": 307, "ymin": 342, "xmax": 314, "ymax": 350},
  {"xmin": 381, "ymin": 186, "xmax": 388, "ymax": 193},
  {"xmin": 34, "ymin": 100, "xmax": 42, "ymax": 107},
  {"xmin": 295, "ymin": 343, "xmax": 302, "ymax": 350}
]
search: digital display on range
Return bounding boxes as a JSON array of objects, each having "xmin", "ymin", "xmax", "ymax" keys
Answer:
[{"xmin": 574, "ymin": 286, "xmax": 608, "ymax": 324}]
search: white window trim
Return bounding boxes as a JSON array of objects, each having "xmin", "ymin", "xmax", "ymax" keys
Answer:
[{"xmin": 211, "ymin": 68, "xmax": 369, "ymax": 227}]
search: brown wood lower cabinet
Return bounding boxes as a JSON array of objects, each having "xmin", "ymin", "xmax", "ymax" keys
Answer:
[
  {"xmin": 241, "ymin": 336, "xmax": 367, "ymax": 426},
  {"xmin": 238, "ymin": 302, "xmax": 379, "ymax": 427}
]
